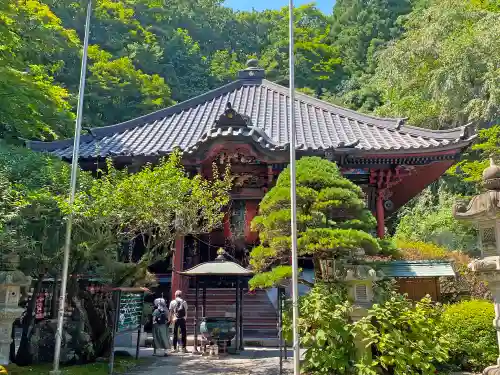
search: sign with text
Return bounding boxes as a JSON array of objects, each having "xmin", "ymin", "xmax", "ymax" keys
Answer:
[{"xmin": 116, "ymin": 291, "xmax": 144, "ymax": 333}]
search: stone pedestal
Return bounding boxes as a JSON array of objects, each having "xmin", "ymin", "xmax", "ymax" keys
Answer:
[
  {"xmin": 468, "ymin": 257, "xmax": 500, "ymax": 375},
  {"xmin": 454, "ymin": 158, "xmax": 500, "ymax": 375},
  {"xmin": 0, "ymin": 256, "xmax": 31, "ymax": 365}
]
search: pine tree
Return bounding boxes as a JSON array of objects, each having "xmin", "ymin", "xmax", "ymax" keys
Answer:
[{"xmin": 249, "ymin": 157, "xmax": 381, "ymax": 288}]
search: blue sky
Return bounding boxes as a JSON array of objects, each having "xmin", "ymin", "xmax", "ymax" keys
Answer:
[{"xmin": 224, "ymin": 0, "xmax": 333, "ymax": 14}]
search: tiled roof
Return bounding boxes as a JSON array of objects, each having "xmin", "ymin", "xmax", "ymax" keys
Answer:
[
  {"xmin": 27, "ymin": 66, "xmax": 475, "ymax": 160},
  {"xmin": 179, "ymin": 260, "xmax": 253, "ymax": 276},
  {"xmin": 376, "ymin": 261, "xmax": 456, "ymax": 278}
]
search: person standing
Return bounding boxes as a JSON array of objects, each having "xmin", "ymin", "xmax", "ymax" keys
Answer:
[
  {"xmin": 152, "ymin": 298, "xmax": 170, "ymax": 356},
  {"xmin": 169, "ymin": 290, "xmax": 188, "ymax": 353}
]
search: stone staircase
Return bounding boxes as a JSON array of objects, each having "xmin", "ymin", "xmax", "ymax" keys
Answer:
[{"xmin": 184, "ymin": 288, "xmax": 278, "ymax": 344}]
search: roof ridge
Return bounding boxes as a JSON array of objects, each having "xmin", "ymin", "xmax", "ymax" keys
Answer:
[
  {"xmin": 91, "ymin": 80, "xmax": 245, "ymax": 138},
  {"xmin": 28, "ymin": 80, "xmax": 246, "ymax": 150},
  {"xmin": 261, "ymin": 79, "xmax": 475, "ymax": 141},
  {"xmin": 261, "ymin": 79, "xmax": 400, "ymax": 127}
]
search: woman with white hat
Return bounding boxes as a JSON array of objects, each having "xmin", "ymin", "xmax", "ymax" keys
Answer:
[{"xmin": 152, "ymin": 298, "xmax": 170, "ymax": 356}]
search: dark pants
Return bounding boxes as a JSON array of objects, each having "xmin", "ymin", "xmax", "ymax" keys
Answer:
[{"xmin": 173, "ymin": 318, "xmax": 187, "ymax": 349}]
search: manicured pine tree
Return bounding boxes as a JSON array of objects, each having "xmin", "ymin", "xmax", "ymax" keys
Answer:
[{"xmin": 249, "ymin": 156, "xmax": 381, "ymax": 288}]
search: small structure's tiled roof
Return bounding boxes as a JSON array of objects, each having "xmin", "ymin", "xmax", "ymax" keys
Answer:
[
  {"xmin": 179, "ymin": 260, "xmax": 253, "ymax": 277},
  {"xmin": 376, "ymin": 261, "xmax": 456, "ymax": 278},
  {"xmin": 27, "ymin": 65, "xmax": 475, "ymax": 160}
]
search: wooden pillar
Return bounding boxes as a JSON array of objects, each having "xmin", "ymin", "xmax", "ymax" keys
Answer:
[
  {"xmin": 239, "ymin": 284, "xmax": 244, "ymax": 350},
  {"xmin": 202, "ymin": 285, "xmax": 207, "ymax": 318},
  {"xmin": 235, "ymin": 277, "xmax": 240, "ymax": 352},
  {"xmin": 244, "ymin": 200, "xmax": 259, "ymax": 243},
  {"xmin": 171, "ymin": 235, "xmax": 185, "ymax": 301},
  {"xmin": 224, "ymin": 209, "xmax": 231, "ymax": 239},
  {"xmin": 193, "ymin": 277, "xmax": 199, "ymax": 353},
  {"xmin": 376, "ymin": 193, "xmax": 385, "ymax": 238}
]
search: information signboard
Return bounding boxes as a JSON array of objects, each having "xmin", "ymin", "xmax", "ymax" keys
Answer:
[
  {"xmin": 109, "ymin": 288, "xmax": 146, "ymax": 375},
  {"xmin": 117, "ymin": 292, "xmax": 144, "ymax": 333}
]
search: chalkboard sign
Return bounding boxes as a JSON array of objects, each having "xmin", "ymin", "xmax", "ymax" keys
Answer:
[{"xmin": 116, "ymin": 291, "xmax": 144, "ymax": 333}]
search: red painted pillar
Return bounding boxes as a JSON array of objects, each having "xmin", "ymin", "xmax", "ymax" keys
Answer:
[
  {"xmin": 224, "ymin": 209, "xmax": 231, "ymax": 239},
  {"xmin": 244, "ymin": 200, "xmax": 259, "ymax": 243},
  {"xmin": 171, "ymin": 235, "xmax": 185, "ymax": 300},
  {"xmin": 376, "ymin": 193, "xmax": 385, "ymax": 238}
]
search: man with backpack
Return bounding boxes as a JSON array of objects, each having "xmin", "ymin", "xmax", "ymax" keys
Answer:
[{"xmin": 169, "ymin": 290, "xmax": 188, "ymax": 353}]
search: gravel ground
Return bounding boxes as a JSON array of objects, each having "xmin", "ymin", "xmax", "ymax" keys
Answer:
[
  {"xmin": 127, "ymin": 348, "xmax": 293, "ymax": 375},
  {"xmin": 125, "ymin": 347, "xmax": 481, "ymax": 375}
]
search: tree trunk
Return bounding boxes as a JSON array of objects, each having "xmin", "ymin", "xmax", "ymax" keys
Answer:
[
  {"xmin": 83, "ymin": 290, "xmax": 114, "ymax": 358},
  {"xmin": 313, "ymin": 255, "xmax": 323, "ymax": 282},
  {"xmin": 15, "ymin": 275, "xmax": 43, "ymax": 365}
]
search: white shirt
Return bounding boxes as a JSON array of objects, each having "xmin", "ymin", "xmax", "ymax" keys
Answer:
[{"xmin": 169, "ymin": 297, "xmax": 188, "ymax": 321}]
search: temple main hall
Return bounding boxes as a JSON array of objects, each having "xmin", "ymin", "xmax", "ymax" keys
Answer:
[{"xmin": 29, "ymin": 60, "xmax": 475, "ymax": 341}]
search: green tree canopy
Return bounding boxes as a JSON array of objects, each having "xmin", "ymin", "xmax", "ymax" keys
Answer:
[
  {"xmin": 372, "ymin": 0, "xmax": 500, "ymax": 129},
  {"xmin": 249, "ymin": 157, "xmax": 380, "ymax": 288},
  {"xmin": 76, "ymin": 151, "xmax": 232, "ymax": 261}
]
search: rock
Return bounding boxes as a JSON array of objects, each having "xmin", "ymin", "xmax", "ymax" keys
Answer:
[{"xmin": 28, "ymin": 318, "xmax": 94, "ymax": 365}]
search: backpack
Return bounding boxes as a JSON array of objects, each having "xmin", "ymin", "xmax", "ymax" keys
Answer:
[
  {"xmin": 174, "ymin": 299, "xmax": 186, "ymax": 319},
  {"xmin": 154, "ymin": 309, "xmax": 167, "ymax": 325}
]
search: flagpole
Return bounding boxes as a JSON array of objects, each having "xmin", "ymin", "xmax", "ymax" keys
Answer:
[
  {"xmin": 50, "ymin": 0, "xmax": 92, "ymax": 374},
  {"xmin": 288, "ymin": 1, "xmax": 301, "ymax": 374}
]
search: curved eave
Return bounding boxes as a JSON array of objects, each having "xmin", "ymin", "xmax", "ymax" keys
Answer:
[
  {"xmin": 26, "ymin": 135, "xmax": 475, "ymax": 162},
  {"xmin": 177, "ymin": 261, "xmax": 253, "ymax": 277},
  {"xmin": 23, "ymin": 75, "xmax": 477, "ymax": 159}
]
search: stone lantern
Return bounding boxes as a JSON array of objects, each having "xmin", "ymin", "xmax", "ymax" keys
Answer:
[
  {"xmin": 342, "ymin": 263, "xmax": 382, "ymax": 360},
  {"xmin": 453, "ymin": 158, "xmax": 500, "ymax": 375},
  {"xmin": 0, "ymin": 254, "xmax": 31, "ymax": 365}
]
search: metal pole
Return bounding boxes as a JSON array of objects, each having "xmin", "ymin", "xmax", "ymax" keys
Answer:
[
  {"xmin": 50, "ymin": 1, "xmax": 91, "ymax": 374},
  {"xmin": 288, "ymin": 1, "xmax": 300, "ymax": 374}
]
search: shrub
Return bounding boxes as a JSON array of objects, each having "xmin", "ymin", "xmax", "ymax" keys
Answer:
[
  {"xmin": 440, "ymin": 252, "xmax": 491, "ymax": 302},
  {"xmin": 283, "ymin": 283, "xmax": 356, "ymax": 375},
  {"xmin": 395, "ymin": 239, "xmax": 448, "ymax": 260},
  {"xmin": 441, "ymin": 300, "xmax": 496, "ymax": 371},
  {"xmin": 284, "ymin": 287, "xmax": 449, "ymax": 375},
  {"xmin": 355, "ymin": 293, "xmax": 449, "ymax": 375}
]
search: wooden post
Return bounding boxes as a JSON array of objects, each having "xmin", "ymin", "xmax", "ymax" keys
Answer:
[
  {"xmin": 376, "ymin": 193, "xmax": 385, "ymax": 238},
  {"xmin": 135, "ymin": 295, "xmax": 144, "ymax": 360},
  {"xmin": 171, "ymin": 236, "xmax": 185, "ymax": 301},
  {"xmin": 239, "ymin": 285, "xmax": 243, "ymax": 351},
  {"xmin": 193, "ymin": 277, "xmax": 199, "ymax": 354},
  {"xmin": 235, "ymin": 277, "xmax": 240, "ymax": 352},
  {"xmin": 109, "ymin": 290, "xmax": 120, "ymax": 375},
  {"xmin": 202, "ymin": 285, "xmax": 206, "ymax": 318},
  {"xmin": 282, "ymin": 288, "xmax": 287, "ymax": 360}
]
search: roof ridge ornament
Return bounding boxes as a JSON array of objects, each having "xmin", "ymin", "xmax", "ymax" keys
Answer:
[
  {"xmin": 214, "ymin": 102, "xmax": 250, "ymax": 129},
  {"xmin": 395, "ymin": 118, "xmax": 408, "ymax": 130},
  {"xmin": 238, "ymin": 58, "xmax": 265, "ymax": 81},
  {"xmin": 215, "ymin": 248, "xmax": 227, "ymax": 262}
]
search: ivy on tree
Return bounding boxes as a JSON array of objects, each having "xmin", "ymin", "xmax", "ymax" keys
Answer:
[{"xmin": 249, "ymin": 156, "xmax": 380, "ymax": 289}]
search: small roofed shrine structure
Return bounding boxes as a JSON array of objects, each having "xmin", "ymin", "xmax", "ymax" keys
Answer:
[
  {"xmin": 27, "ymin": 59, "xmax": 476, "ymax": 316},
  {"xmin": 178, "ymin": 249, "xmax": 252, "ymax": 355}
]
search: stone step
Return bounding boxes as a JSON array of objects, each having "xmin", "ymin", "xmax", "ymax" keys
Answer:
[{"xmin": 183, "ymin": 288, "xmax": 278, "ymax": 339}]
